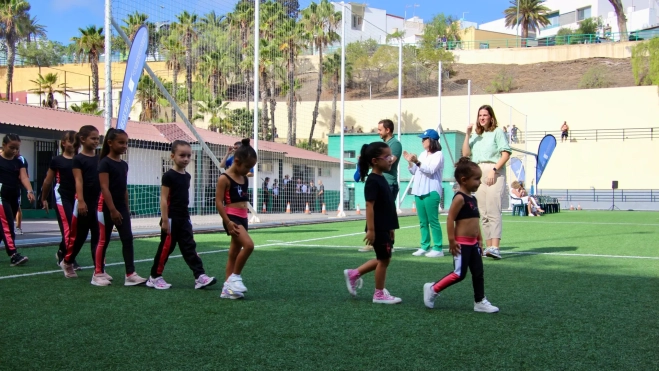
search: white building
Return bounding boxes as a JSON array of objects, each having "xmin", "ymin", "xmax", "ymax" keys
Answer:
[
  {"xmin": 328, "ymin": 2, "xmax": 424, "ymax": 49},
  {"xmin": 479, "ymin": 0, "xmax": 659, "ymax": 41}
]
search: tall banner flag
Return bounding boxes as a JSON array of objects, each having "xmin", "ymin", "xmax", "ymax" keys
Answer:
[
  {"xmin": 116, "ymin": 25, "xmax": 149, "ymax": 131},
  {"xmin": 535, "ymin": 134, "xmax": 557, "ymax": 187},
  {"xmin": 510, "ymin": 157, "xmax": 525, "ymax": 183}
]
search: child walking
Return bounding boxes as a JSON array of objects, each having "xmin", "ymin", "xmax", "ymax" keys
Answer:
[
  {"xmin": 215, "ymin": 138, "xmax": 257, "ymax": 299},
  {"xmin": 92, "ymin": 128, "xmax": 146, "ymax": 287},
  {"xmin": 61, "ymin": 126, "xmax": 101, "ymax": 278},
  {"xmin": 42, "ymin": 131, "xmax": 81, "ymax": 270},
  {"xmin": 423, "ymin": 157, "xmax": 499, "ymax": 313},
  {"xmin": 0, "ymin": 134, "xmax": 35, "ymax": 266},
  {"xmin": 148, "ymin": 140, "xmax": 216, "ymax": 290},
  {"xmin": 343, "ymin": 142, "xmax": 401, "ymax": 304}
]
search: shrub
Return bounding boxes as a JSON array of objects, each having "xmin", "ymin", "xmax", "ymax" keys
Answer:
[
  {"xmin": 486, "ymin": 70, "xmax": 514, "ymax": 94},
  {"xmin": 578, "ymin": 66, "xmax": 612, "ymax": 89}
]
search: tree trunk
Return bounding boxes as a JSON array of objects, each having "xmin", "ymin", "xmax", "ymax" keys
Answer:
[
  {"xmin": 211, "ymin": 74, "xmax": 218, "ymax": 101},
  {"xmin": 4, "ymin": 35, "xmax": 16, "ymax": 101},
  {"xmin": 260, "ymin": 72, "xmax": 269, "ymax": 140},
  {"xmin": 330, "ymin": 77, "xmax": 338, "ymax": 134},
  {"xmin": 309, "ymin": 46, "xmax": 323, "ymax": 144},
  {"xmin": 269, "ymin": 74, "xmax": 276, "ymax": 142},
  {"xmin": 292, "ymin": 94, "xmax": 297, "ymax": 145},
  {"xmin": 610, "ymin": 0, "xmax": 628, "ymax": 41},
  {"xmin": 91, "ymin": 55, "xmax": 100, "ymax": 103},
  {"xmin": 287, "ymin": 50, "xmax": 295, "ymax": 146},
  {"xmin": 172, "ymin": 66, "xmax": 178, "ymax": 122},
  {"xmin": 185, "ymin": 36, "xmax": 193, "ymax": 121}
]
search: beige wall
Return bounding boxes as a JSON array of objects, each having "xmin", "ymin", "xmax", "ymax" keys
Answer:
[
  {"xmin": 460, "ymin": 27, "xmax": 518, "ymax": 50},
  {"xmin": 453, "ymin": 41, "xmax": 636, "ymax": 65}
]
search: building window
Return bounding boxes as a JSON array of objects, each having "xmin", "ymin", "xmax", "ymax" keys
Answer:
[
  {"xmin": 577, "ymin": 6, "xmax": 591, "ymax": 21},
  {"xmin": 543, "ymin": 11, "xmax": 559, "ymax": 29},
  {"xmin": 352, "ymin": 15, "xmax": 363, "ymax": 30},
  {"xmin": 258, "ymin": 161, "xmax": 273, "ymax": 172},
  {"xmin": 344, "ymin": 150, "xmax": 356, "ymax": 158},
  {"xmin": 318, "ymin": 167, "xmax": 331, "ymax": 177}
]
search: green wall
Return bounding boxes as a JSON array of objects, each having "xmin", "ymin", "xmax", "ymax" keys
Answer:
[{"xmin": 328, "ymin": 131, "xmax": 465, "ymax": 209}]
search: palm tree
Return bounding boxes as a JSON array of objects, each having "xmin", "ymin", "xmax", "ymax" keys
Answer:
[
  {"xmin": 504, "ymin": 0, "xmax": 551, "ymax": 41},
  {"xmin": 192, "ymin": 96, "xmax": 230, "ymax": 132},
  {"xmin": 198, "ymin": 50, "xmax": 229, "ymax": 102},
  {"xmin": 608, "ymin": 0, "xmax": 628, "ymax": 41},
  {"xmin": 200, "ymin": 10, "xmax": 225, "ymax": 30},
  {"xmin": 71, "ymin": 101, "xmax": 104, "ymax": 116},
  {"xmin": 174, "ymin": 11, "xmax": 199, "ymax": 120},
  {"xmin": 135, "ymin": 74, "xmax": 164, "ymax": 122},
  {"xmin": 280, "ymin": 78, "xmax": 301, "ymax": 145},
  {"xmin": 21, "ymin": 15, "xmax": 46, "ymax": 42},
  {"xmin": 0, "ymin": 0, "xmax": 30, "ymax": 101},
  {"xmin": 29, "ymin": 73, "xmax": 69, "ymax": 108},
  {"xmin": 227, "ymin": 1, "xmax": 254, "ymax": 109},
  {"xmin": 72, "ymin": 26, "xmax": 104, "ymax": 103},
  {"xmin": 277, "ymin": 17, "xmax": 305, "ymax": 146},
  {"xmin": 301, "ymin": 0, "xmax": 341, "ymax": 144},
  {"xmin": 122, "ymin": 11, "xmax": 148, "ymax": 41},
  {"xmin": 161, "ymin": 35, "xmax": 184, "ymax": 122},
  {"xmin": 323, "ymin": 52, "xmax": 352, "ymax": 134}
]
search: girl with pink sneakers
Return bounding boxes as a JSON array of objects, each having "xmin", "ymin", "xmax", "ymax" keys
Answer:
[{"xmin": 343, "ymin": 142, "xmax": 401, "ymax": 304}]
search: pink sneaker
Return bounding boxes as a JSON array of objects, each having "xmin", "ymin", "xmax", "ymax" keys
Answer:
[
  {"xmin": 373, "ymin": 289, "xmax": 402, "ymax": 304},
  {"xmin": 343, "ymin": 269, "xmax": 363, "ymax": 296}
]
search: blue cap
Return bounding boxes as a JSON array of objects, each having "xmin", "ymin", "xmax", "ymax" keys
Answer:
[{"xmin": 419, "ymin": 129, "xmax": 440, "ymax": 140}]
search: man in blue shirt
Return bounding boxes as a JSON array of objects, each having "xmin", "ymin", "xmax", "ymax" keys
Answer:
[{"xmin": 220, "ymin": 141, "xmax": 254, "ymax": 177}]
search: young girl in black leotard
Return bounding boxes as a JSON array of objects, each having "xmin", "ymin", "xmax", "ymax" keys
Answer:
[{"xmin": 422, "ymin": 157, "xmax": 499, "ymax": 313}]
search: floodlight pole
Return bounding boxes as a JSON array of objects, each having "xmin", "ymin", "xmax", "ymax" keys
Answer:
[
  {"xmin": 338, "ymin": 2, "xmax": 346, "ymax": 217},
  {"xmin": 104, "ymin": 0, "xmax": 112, "ymax": 132},
  {"xmin": 251, "ymin": 0, "xmax": 260, "ymax": 222}
]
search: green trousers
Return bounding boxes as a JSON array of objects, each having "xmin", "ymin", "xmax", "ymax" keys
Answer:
[{"xmin": 415, "ymin": 191, "xmax": 443, "ymax": 251}]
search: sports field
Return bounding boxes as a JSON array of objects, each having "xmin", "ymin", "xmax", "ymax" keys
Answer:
[{"xmin": 1, "ymin": 211, "xmax": 657, "ymax": 370}]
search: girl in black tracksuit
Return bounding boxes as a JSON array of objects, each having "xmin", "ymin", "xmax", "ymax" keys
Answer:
[
  {"xmin": 61, "ymin": 126, "xmax": 101, "ymax": 278},
  {"xmin": 41, "ymin": 131, "xmax": 80, "ymax": 270},
  {"xmin": 91, "ymin": 128, "xmax": 146, "ymax": 287},
  {"xmin": 0, "ymin": 134, "xmax": 35, "ymax": 266},
  {"xmin": 147, "ymin": 140, "xmax": 216, "ymax": 290}
]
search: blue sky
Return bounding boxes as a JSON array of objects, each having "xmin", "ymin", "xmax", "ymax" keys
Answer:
[{"xmin": 30, "ymin": 0, "xmax": 512, "ymax": 44}]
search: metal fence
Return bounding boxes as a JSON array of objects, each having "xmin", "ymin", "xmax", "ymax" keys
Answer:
[
  {"xmin": 538, "ymin": 189, "xmax": 659, "ymax": 202},
  {"xmin": 524, "ymin": 127, "xmax": 658, "ymax": 142}
]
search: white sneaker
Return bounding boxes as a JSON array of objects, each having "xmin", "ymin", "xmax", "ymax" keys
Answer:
[
  {"xmin": 97, "ymin": 272, "xmax": 113, "ymax": 281},
  {"xmin": 146, "ymin": 276, "xmax": 172, "ymax": 290},
  {"xmin": 485, "ymin": 247, "xmax": 502, "ymax": 259},
  {"xmin": 227, "ymin": 275, "xmax": 247, "ymax": 293},
  {"xmin": 220, "ymin": 282, "xmax": 244, "ymax": 299},
  {"xmin": 343, "ymin": 269, "xmax": 363, "ymax": 297},
  {"xmin": 60, "ymin": 261, "xmax": 78, "ymax": 278},
  {"xmin": 423, "ymin": 282, "xmax": 438, "ymax": 309},
  {"xmin": 14, "ymin": 227, "xmax": 23, "ymax": 235},
  {"xmin": 91, "ymin": 274, "xmax": 111, "ymax": 286},
  {"xmin": 372, "ymin": 289, "xmax": 402, "ymax": 304},
  {"xmin": 412, "ymin": 249, "xmax": 427, "ymax": 256},
  {"xmin": 426, "ymin": 250, "xmax": 444, "ymax": 258},
  {"xmin": 124, "ymin": 272, "xmax": 147, "ymax": 286},
  {"xmin": 194, "ymin": 274, "xmax": 217, "ymax": 289},
  {"xmin": 358, "ymin": 245, "xmax": 374, "ymax": 252},
  {"xmin": 474, "ymin": 298, "xmax": 499, "ymax": 313}
]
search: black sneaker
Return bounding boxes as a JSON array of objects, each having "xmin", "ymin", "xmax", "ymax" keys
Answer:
[
  {"xmin": 73, "ymin": 260, "xmax": 82, "ymax": 271},
  {"xmin": 10, "ymin": 253, "xmax": 28, "ymax": 266},
  {"xmin": 56, "ymin": 250, "xmax": 64, "ymax": 266}
]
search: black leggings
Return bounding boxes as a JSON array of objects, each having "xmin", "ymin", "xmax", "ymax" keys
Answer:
[
  {"xmin": 54, "ymin": 193, "xmax": 75, "ymax": 259},
  {"xmin": 151, "ymin": 218, "xmax": 205, "ymax": 279},
  {"xmin": 64, "ymin": 197, "xmax": 100, "ymax": 265},
  {"xmin": 0, "ymin": 192, "xmax": 19, "ymax": 257},
  {"xmin": 94, "ymin": 205, "xmax": 135, "ymax": 275},
  {"xmin": 432, "ymin": 242, "xmax": 485, "ymax": 303}
]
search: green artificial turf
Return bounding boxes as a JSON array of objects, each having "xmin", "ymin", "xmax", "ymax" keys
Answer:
[{"xmin": 1, "ymin": 211, "xmax": 657, "ymax": 370}]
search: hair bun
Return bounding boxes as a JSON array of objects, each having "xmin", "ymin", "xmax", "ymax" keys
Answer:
[
  {"xmin": 455, "ymin": 156, "xmax": 472, "ymax": 167},
  {"xmin": 241, "ymin": 138, "xmax": 250, "ymax": 146}
]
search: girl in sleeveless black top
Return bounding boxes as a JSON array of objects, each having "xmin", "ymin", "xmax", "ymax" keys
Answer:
[
  {"xmin": 215, "ymin": 139, "xmax": 258, "ymax": 299},
  {"xmin": 423, "ymin": 157, "xmax": 499, "ymax": 313}
]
